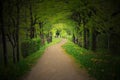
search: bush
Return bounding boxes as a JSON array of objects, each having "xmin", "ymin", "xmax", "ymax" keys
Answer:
[{"xmin": 21, "ymin": 38, "xmax": 41, "ymax": 58}]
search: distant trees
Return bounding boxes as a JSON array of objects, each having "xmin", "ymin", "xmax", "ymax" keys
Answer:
[{"xmin": 56, "ymin": 30, "xmax": 60, "ymax": 38}]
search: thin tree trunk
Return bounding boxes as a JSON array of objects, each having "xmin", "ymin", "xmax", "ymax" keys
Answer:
[
  {"xmin": 39, "ymin": 22, "xmax": 45, "ymax": 45},
  {"xmin": 72, "ymin": 34, "xmax": 75, "ymax": 43},
  {"xmin": 83, "ymin": 26, "xmax": 87, "ymax": 49},
  {"xmin": 13, "ymin": 47, "xmax": 16, "ymax": 64},
  {"xmin": 47, "ymin": 32, "xmax": 52, "ymax": 43},
  {"xmin": 1, "ymin": 26, "xmax": 8, "ymax": 66},
  {"xmin": 107, "ymin": 33, "xmax": 110, "ymax": 51},
  {"xmin": 86, "ymin": 29, "xmax": 89, "ymax": 49},
  {"xmin": 0, "ymin": 0, "xmax": 8, "ymax": 66},
  {"xmin": 16, "ymin": 0, "xmax": 20, "ymax": 62},
  {"xmin": 29, "ymin": 3, "xmax": 35, "ymax": 39},
  {"xmin": 49, "ymin": 32, "xmax": 52, "ymax": 42},
  {"xmin": 40, "ymin": 34, "xmax": 45, "ymax": 45},
  {"xmin": 92, "ymin": 29, "xmax": 97, "ymax": 51}
]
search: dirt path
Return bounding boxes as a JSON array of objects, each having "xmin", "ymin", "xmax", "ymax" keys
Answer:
[{"xmin": 23, "ymin": 39, "xmax": 94, "ymax": 80}]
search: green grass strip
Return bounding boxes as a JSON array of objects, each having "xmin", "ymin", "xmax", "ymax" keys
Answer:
[{"xmin": 62, "ymin": 40, "xmax": 120, "ymax": 80}]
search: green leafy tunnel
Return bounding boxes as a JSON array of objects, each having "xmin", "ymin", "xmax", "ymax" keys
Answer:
[{"xmin": 0, "ymin": 0, "xmax": 120, "ymax": 80}]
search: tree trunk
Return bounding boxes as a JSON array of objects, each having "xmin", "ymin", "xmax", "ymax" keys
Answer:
[
  {"xmin": 83, "ymin": 26, "xmax": 87, "ymax": 49},
  {"xmin": 7, "ymin": 33, "xmax": 16, "ymax": 64},
  {"xmin": 0, "ymin": 0, "xmax": 8, "ymax": 66},
  {"xmin": 47, "ymin": 32, "xmax": 52, "ymax": 43},
  {"xmin": 40, "ymin": 34, "xmax": 45, "ymax": 45},
  {"xmin": 16, "ymin": 0, "xmax": 20, "ymax": 62},
  {"xmin": 72, "ymin": 34, "xmax": 75, "ymax": 43},
  {"xmin": 12, "ymin": 47, "xmax": 16, "ymax": 64},
  {"xmin": 49, "ymin": 32, "xmax": 52, "ymax": 42},
  {"xmin": 92, "ymin": 29, "xmax": 97, "ymax": 51},
  {"xmin": 86, "ymin": 29, "xmax": 89, "ymax": 49},
  {"xmin": 29, "ymin": 3, "xmax": 35, "ymax": 39},
  {"xmin": 39, "ymin": 22, "xmax": 45, "ymax": 45},
  {"xmin": 1, "ymin": 27, "xmax": 8, "ymax": 66},
  {"xmin": 107, "ymin": 33, "xmax": 110, "ymax": 51}
]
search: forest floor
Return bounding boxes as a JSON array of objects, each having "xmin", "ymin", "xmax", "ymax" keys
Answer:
[{"xmin": 22, "ymin": 39, "xmax": 94, "ymax": 80}]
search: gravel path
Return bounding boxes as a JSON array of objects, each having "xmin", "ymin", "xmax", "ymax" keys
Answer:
[{"xmin": 23, "ymin": 39, "xmax": 94, "ymax": 80}]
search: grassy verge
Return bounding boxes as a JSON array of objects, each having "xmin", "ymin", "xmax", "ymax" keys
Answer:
[
  {"xmin": 0, "ymin": 38, "xmax": 62, "ymax": 80},
  {"xmin": 62, "ymin": 40, "xmax": 120, "ymax": 80}
]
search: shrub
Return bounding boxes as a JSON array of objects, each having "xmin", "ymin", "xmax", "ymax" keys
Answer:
[{"xmin": 21, "ymin": 38, "xmax": 41, "ymax": 58}]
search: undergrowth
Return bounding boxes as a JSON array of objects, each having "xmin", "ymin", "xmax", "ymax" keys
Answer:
[
  {"xmin": 0, "ymin": 38, "xmax": 62, "ymax": 80},
  {"xmin": 62, "ymin": 40, "xmax": 120, "ymax": 80}
]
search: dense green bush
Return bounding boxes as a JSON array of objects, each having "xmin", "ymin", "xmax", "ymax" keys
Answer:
[{"xmin": 21, "ymin": 38, "xmax": 41, "ymax": 58}]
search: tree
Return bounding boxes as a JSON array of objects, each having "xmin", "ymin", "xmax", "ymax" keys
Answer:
[{"xmin": 0, "ymin": 0, "xmax": 8, "ymax": 66}]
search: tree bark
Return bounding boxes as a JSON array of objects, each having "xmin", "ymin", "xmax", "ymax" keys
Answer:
[
  {"xmin": 83, "ymin": 26, "xmax": 87, "ymax": 49},
  {"xmin": 72, "ymin": 34, "xmax": 75, "ymax": 43},
  {"xmin": 0, "ymin": 0, "xmax": 8, "ymax": 66},
  {"xmin": 29, "ymin": 2, "xmax": 35, "ymax": 39},
  {"xmin": 92, "ymin": 29, "xmax": 97, "ymax": 51},
  {"xmin": 39, "ymin": 22, "xmax": 45, "ymax": 45},
  {"xmin": 16, "ymin": 0, "xmax": 20, "ymax": 62},
  {"xmin": 86, "ymin": 29, "xmax": 89, "ymax": 49},
  {"xmin": 12, "ymin": 47, "xmax": 16, "ymax": 64},
  {"xmin": 7, "ymin": 33, "xmax": 16, "ymax": 64}
]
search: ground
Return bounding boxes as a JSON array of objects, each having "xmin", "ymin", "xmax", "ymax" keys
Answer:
[{"xmin": 23, "ymin": 39, "xmax": 95, "ymax": 80}]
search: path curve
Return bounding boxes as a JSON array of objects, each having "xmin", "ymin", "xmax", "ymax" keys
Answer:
[{"xmin": 23, "ymin": 39, "xmax": 94, "ymax": 80}]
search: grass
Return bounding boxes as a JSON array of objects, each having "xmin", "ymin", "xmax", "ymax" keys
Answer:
[
  {"xmin": 62, "ymin": 40, "xmax": 120, "ymax": 80},
  {"xmin": 0, "ymin": 38, "xmax": 62, "ymax": 80}
]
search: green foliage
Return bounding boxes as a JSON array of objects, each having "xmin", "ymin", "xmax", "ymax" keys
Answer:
[
  {"xmin": 1, "ymin": 0, "xmax": 120, "ymax": 79},
  {"xmin": 0, "ymin": 38, "xmax": 62, "ymax": 80},
  {"xmin": 21, "ymin": 38, "xmax": 41, "ymax": 58},
  {"xmin": 70, "ymin": 0, "xmax": 120, "ymax": 54},
  {"xmin": 63, "ymin": 41, "xmax": 120, "ymax": 80}
]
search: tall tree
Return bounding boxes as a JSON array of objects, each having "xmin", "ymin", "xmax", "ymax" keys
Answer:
[
  {"xmin": 16, "ymin": 0, "xmax": 20, "ymax": 62},
  {"xmin": 0, "ymin": 0, "xmax": 8, "ymax": 66}
]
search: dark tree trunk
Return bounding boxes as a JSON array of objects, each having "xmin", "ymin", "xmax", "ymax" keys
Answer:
[
  {"xmin": 50, "ymin": 32, "xmax": 52, "ymax": 42},
  {"xmin": 0, "ymin": 0, "xmax": 8, "ymax": 66},
  {"xmin": 72, "ymin": 34, "xmax": 75, "ymax": 43},
  {"xmin": 47, "ymin": 33, "xmax": 50, "ymax": 43},
  {"xmin": 92, "ymin": 29, "xmax": 97, "ymax": 51},
  {"xmin": 12, "ymin": 47, "xmax": 16, "ymax": 64},
  {"xmin": 1, "ymin": 27, "xmax": 8, "ymax": 66},
  {"xmin": 16, "ymin": 0, "xmax": 20, "ymax": 62},
  {"xmin": 29, "ymin": 3, "xmax": 35, "ymax": 39},
  {"xmin": 107, "ymin": 33, "xmax": 110, "ymax": 51},
  {"xmin": 30, "ymin": 27, "xmax": 35, "ymax": 39},
  {"xmin": 39, "ymin": 22, "xmax": 45, "ymax": 45},
  {"xmin": 86, "ymin": 29, "xmax": 89, "ymax": 49},
  {"xmin": 7, "ymin": 33, "xmax": 16, "ymax": 64},
  {"xmin": 83, "ymin": 24, "xmax": 90, "ymax": 49}
]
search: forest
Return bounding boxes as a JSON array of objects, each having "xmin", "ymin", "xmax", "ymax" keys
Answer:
[{"xmin": 0, "ymin": 0, "xmax": 120, "ymax": 80}]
